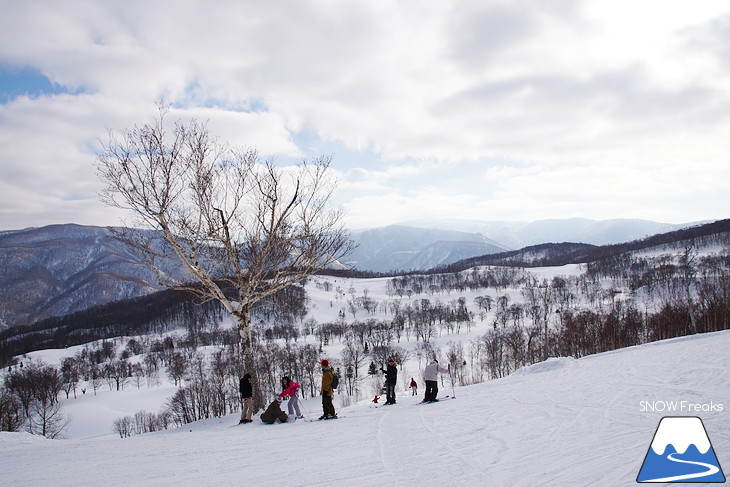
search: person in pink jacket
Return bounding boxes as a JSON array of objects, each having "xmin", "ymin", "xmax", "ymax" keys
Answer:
[{"xmin": 279, "ymin": 376, "xmax": 303, "ymax": 419}]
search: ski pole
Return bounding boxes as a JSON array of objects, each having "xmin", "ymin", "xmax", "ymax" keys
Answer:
[
  {"xmin": 448, "ymin": 363, "xmax": 456, "ymax": 398},
  {"xmin": 299, "ymin": 394, "xmax": 314, "ymax": 421}
]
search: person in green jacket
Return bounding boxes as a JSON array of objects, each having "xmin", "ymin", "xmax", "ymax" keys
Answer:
[
  {"xmin": 320, "ymin": 359, "xmax": 337, "ymax": 419},
  {"xmin": 260, "ymin": 397, "xmax": 288, "ymax": 424}
]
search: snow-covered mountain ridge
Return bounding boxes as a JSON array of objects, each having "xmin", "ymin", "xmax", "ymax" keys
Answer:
[
  {"xmin": 0, "ymin": 224, "xmax": 190, "ymax": 330},
  {"xmin": 0, "ymin": 225, "xmax": 162, "ymax": 329}
]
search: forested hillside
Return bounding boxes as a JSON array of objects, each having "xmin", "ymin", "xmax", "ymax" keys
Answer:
[{"xmin": 1, "ymin": 221, "xmax": 728, "ymax": 441}]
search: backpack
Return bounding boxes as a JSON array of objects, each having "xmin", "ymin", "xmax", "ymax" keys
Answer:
[{"xmin": 331, "ymin": 371, "xmax": 339, "ymax": 389}]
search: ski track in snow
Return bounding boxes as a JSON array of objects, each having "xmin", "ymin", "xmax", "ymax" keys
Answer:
[
  {"xmin": 416, "ymin": 407, "xmax": 495, "ymax": 484},
  {"xmin": 2, "ymin": 331, "xmax": 729, "ymax": 486},
  {"xmin": 376, "ymin": 409, "xmax": 390, "ymax": 473}
]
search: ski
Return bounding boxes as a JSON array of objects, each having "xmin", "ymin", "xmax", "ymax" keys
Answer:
[{"xmin": 416, "ymin": 395, "xmax": 453, "ymax": 404}]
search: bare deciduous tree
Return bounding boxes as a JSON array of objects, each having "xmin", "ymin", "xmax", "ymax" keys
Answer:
[
  {"xmin": 4, "ymin": 360, "xmax": 69, "ymax": 437},
  {"xmin": 0, "ymin": 389, "xmax": 23, "ymax": 432},
  {"xmin": 679, "ymin": 239, "xmax": 699, "ymax": 334},
  {"xmin": 96, "ymin": 108, "xmax": 354, "ymax": 409}
]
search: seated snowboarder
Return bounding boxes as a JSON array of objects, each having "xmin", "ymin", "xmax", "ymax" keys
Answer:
[{"xmin": 260, "ymin": 397, "xmax": 289, "ymax": 424}]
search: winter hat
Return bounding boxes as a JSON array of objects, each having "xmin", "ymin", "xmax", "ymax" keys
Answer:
[
  {"xmin": 321, "ymin": 359, "xmax": 329, "ymax": 368},
  {"xmin": 243, "ymin": 373, "xmax": 251, "ymax": 380}
]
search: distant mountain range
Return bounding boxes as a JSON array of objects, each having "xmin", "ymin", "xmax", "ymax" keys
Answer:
[
  {"xmin": 444, "ymin": 219, "xmax": 730, "ymax": 271},
  {"xmin": 345, "ymin": 225, "xmax": 509, "ymax": 273},
  {"xmin": 400, "ymin": 217, "xmax": 700, "ymax": 249},
  {"xmin": 348, "ymin": 218, "xmax": 699, "ymax": 272},
  {"xmin": 0, "ymin": 218, "xmax": 715, "ymax": 329},
  {"xmin": 0, "ymin": 224, "xmax": 183, "ymax": 330}
]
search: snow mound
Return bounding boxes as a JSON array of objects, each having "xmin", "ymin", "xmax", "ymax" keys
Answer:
[{"xmin": 512, "ymin": 356, "xmax": 576, "ymax": 376}]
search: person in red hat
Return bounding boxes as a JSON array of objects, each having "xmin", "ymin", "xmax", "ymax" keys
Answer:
[{"xmin": 320, "ymin": 359, "xmax": 337, "ymax": 419}]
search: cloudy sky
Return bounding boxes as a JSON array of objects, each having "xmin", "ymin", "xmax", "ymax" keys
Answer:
[{"xmin": 1, "ymin": 0, "xmax": 728, "ymax": 231}]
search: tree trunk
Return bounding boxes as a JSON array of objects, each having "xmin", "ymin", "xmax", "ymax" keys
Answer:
[
  {"xmin": 235, "ymin": 306, "xmax": 265, "ymax": 412},
  {"xmin": 686, "ymin": 283, "xmax": 697, "ymax": 335}
]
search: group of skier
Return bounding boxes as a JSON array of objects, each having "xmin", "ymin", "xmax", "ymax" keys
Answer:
[
  {"xmin": 239, "ymin": 357, "xmax": 450, "ymax": 425},
  {"xmin": 378, "ymin": 358, "xmax": 449, "ymax": 404}
]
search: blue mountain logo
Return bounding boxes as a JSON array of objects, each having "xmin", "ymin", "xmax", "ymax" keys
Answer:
[{"xmin": 637, "ymin": 416, "xmax": 725, "ymax": 483}]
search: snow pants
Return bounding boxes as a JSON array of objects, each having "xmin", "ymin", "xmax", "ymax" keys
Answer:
[
  {"xmin": 424, "ymin": 380, "xmax": 438, "ymax": 401},
  {"xmin": 322, "ymin": 392, "xmax": 336, "ymax": 417},
  {"xmin": 385, "ymin": 382, "xmax": 396, "ymax": 404},
  {"xmin": 240, "ymin": 398, "xmax": 253, "ymax": 421},
  {"xmin": 287, "ymin": 393, "xmax": 302, "ymax": 417}
]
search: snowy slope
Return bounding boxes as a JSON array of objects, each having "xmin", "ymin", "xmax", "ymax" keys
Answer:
[{"xmin": 2, "ymin": 330, "xmax": 728, "ymax": 487}]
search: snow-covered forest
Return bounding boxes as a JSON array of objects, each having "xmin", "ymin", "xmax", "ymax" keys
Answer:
[{"xmin": 1, "ymin": 232, "xmax": 728, "ymax": 442}]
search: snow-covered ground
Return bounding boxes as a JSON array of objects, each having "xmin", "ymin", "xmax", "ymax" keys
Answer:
[{"xmin": 2, "ymin": 330, "xmax": 728, "ymax": 486}]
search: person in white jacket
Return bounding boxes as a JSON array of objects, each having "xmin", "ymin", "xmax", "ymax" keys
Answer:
[{"xmin": 423, "ymin": 359, "xmax": 448, "ymax": 402}]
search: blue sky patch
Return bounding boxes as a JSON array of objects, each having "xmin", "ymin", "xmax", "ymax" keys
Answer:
[{"xmin": 0, "ymin": 66, "xmax": 73, "ymax": 103}]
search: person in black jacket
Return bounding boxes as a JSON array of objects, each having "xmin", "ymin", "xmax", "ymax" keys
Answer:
[
  {"xmin": 239, "ymin": 373, "xmax": 254, "ymax": 424},
  {"xmin": 380, "ymin": 358, "xmax": 398, "ymax": 405}
]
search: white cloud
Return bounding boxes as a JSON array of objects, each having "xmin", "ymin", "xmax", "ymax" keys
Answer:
[{"xmin": 0, "ymin": 0, "xmax": 728, "ymax": 230}]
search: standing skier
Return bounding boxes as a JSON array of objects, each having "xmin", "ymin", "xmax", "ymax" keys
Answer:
[
  {"xmin": 380, "ymin": 358, "xmax": 398, "ymax": 405},
  {"xmin": 239, "ymin": 373, "xmax": 254, "ymax": 424},
  {"xmin": 279, "ymin": 376, "xmax": 303, "ymax": 419},
  {"xmin": 320, "ymin": 359, "xmax": 337, "ymax": 419},
  {"xmin": 423, "ymin": 360, "xmax": 448, "ymax": 402},
  {"xmin": 410, "ymin": 378, "xmax": 418, "ymax": 396}
]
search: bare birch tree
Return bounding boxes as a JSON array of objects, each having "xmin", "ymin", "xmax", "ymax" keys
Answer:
[{"xmin": 96, "ymin": 108, "xmax": 354, "ymax": 409}]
